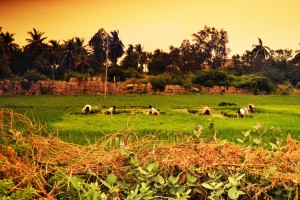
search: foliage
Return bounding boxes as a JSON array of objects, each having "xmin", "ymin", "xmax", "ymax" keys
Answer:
[
  {"xmin": 147, "ymin": 49, "xmax": 170, "ymax": 75},
  {"xmin": 23, "ymin": 69, "xmax": 47, "ymax": 82},
  {"xmin": 108, "ymin": 67, "xmax": 141, "ymax": 82},
  {"xmin": 192, "ymin": 69, "xmax": 234, "ymax": 87},
  {"xmin": 233, "ymin": 74, "xmax": 276, "ymax": 94},
  {"xmin": 67, "ymin": 70, "xmax": 90, "ymax": 80},
  {"xmin": 0, "ymin": 108, "xmax": 299, "ymax": 199},
  {"xmin": 149, "ymin": 74, "xmax": 182, "ymax": 92},
  {"xmin": 187, "ymin": 108, "xmax": 198, "ymax": 114}
]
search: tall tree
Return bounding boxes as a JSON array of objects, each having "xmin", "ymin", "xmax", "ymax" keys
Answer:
[
  {"xmin": 291, "ymin": 43, "xmax": 300, "ymax": 64},
  {"xmin": 61, "ymin": 38, "xmax": 77, "ymax": 79},
  {"xmin": 147, "ymin": 49, "xmax": 170, "ymax": 75},
  {"xmin": 250, "ymin": 38, "xmax": 271, "ymax": 72},
  {"xmin": 120, "ymin": 44, "xmax": 138, "ymax": 69},
  {"xmin": 48, "ymin": 40, "xmax": 62, "ymax": 80},
  {"xmin": 0, "ymin": 31, "xmax": 19, "ymax": 56},
  {"xmin": 0, "ymin": 28, "xmax": 11, "ymax": 78},
  {"xmin": 89, "ymin": 28, "xmax": 109, "ymax": 73},
  {"xmin": 252, "ymin": 38, "xmax": 270, "ymax": 59},
  {"xmin": 135, "ymin": 44, "xmax": 147, "ymax": 72},
  {"xmin": 25, "ymin": 28, "xmax": 48, "ymax": 70},
  {"xmin": 109, "ymin": 30, "xmax": 124, "ymax": 69},
  {"xmin": 192, "ymin": 26, "xmax": 229, "ymax": 69}
]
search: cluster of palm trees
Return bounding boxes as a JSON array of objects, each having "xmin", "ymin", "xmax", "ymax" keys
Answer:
[
  {"xmin": 0, "ymin": 27, "xmax": 127, "ymax": 80},
  {"xmin": 1, "ymin": 26, "xmax": 300, "ymax": 87}
]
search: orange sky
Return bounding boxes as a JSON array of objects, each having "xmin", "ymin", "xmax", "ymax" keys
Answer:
[{"xmin": 1, "ymin": 0, "xmax": 299, "ymax": 56}]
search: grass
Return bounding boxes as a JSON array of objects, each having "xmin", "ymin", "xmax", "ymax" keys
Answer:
[{"xmin": 0, "ymin": 94, "xmax": 299, "ymax": 144}]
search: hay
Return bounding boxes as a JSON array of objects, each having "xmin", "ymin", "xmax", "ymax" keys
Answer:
[{"xmin": 0, "ymin": 108, "xmax": 299, "ymax": 199}]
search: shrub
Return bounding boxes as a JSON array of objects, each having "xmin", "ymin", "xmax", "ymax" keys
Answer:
[
  {"xmin": 187, "ymin": 108, "xmax": 198, "ymax": 114},
  {"xmin": 233, "ymin": 75, "xmax": 276, "ymax": 94},
  {"xmin": 68, "ymin": 70, "xmax": 89, "ymax": 80},
  {"xmin": 218, "ymin": 102, "xmax": 237, "ymax": 106},
  {"xmin": 149, "ymin": 77, "xmax": 166, "ymax": 92},
  {"xmin": 23, "ymin": 69, "xmax": 47, "ymax": 82},
  {"xmin": 149, "ymin": 74, "xmax": 183, "ymax": 92},
  {"xmin": 108, "ymin": 68, "xmax": 141, "ymax": 82},
  {"xmin": 192, "ymin": 69, "xmax": 234, "ymax": 87}
]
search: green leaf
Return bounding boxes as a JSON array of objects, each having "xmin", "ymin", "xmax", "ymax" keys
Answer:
[
  {"xmin": 253, "ymin": 137, "xmax": 261, "ymax": 144},
  {"xmin": 201, "ymin": 182, "xmax": 213, "ymax": 190},
  {"xmin": 176, "ymin": 185, "xmax": 186, "ymax": 195},
  {"xmin": 244, "ymin": 130, "xmax": 251, "ymax": 137},
  {"xmin": 228, "ymin": 187, "xmax": 245, "ymax": 199},
  {"xmin": 215, "ymin": 189, "xmax": 225, "ymax": 196},
  {"xmin": 215, "ymin": 182, "xmax": 224, "ymax": 189},
  {"xmin": 186, "ymin": 173, "xmax": 197, "ymax": 183},
  {"xmin": 228, "ymin": 187, "xmax": 238, "ymax": 199},
  {"xmin": 138, "ymin": 167, "xmax": 149, "ymax": 175},
  {"xmin": 69, "ymin": 176, "xmax": 83, "ymax": 190},
  {"xmin": 269, "ymin": 142, "xmax": 278, "ymax": 150},
  {"xmin": 107, "ymin": 173, "xmax": 117, "ymax": 185},
  {"xmin": 120, "ymin": 147, "xmax": 129, "ymax": 156},
  {"xmin": 100, "ymin": 179, "xmax": 112, "ymax": 189},
  {"xmin": 236, "ymin": 139, "xmax": 244, "ymax": 143},
  {"xmin": 168, "ymin": 176, "xmax": 179, "ymax": 186},
  {"xmin": 228, "ymin": 177, "xmax": 237, "ymax": 186},
  {"xmin": 208, "ymin": 172, "xmax": 215, "ymax": 179},
  {"xmin": 146, "ymin": 161, "xmax": 159, "ymax": 172},
  {"xmin": 157, "ymin": 175, "xmax": 165, "ymax": 185},
  {"xmin": 237, "ymin": 174, "xmax": 245, "ymax": 180}
]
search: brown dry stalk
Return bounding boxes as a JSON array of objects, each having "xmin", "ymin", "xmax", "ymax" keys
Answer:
[{"xmin": 0, "ymin": 108, "xmax": 299, "ymax": 198}]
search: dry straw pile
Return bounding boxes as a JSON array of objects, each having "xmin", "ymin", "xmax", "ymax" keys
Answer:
[{"xmin": 0, "ymin": 108, "xmax": 299, "ymax": 199}]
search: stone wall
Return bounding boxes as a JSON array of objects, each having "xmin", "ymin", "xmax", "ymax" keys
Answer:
[{"xmin": 0, "ymin": 77, "xmax": 252, "ymax": 95}]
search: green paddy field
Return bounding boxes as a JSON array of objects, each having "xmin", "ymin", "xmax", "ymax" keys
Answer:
[{"xmin": 0, "ymin": 94, "xmax": 299, "ymax": 144}]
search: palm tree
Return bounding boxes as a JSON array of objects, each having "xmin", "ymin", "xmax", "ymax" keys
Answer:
[
  {"xmin": 109, "ymin": 30, "xmax": 124, "ymax": 69},
  {"xmin": 0, "ymin": 31, "xmax": 19, "ymax": 56},
  {"xmin": 252, "ymin": 38, "xmax": 270, "ymax": 59},
  {"xmin": 48, "ymin": 40, "xmax": 62, "ymax": 80},
  {"xmin": 61, "ymin": 38, "xmax": 76, "ymax": 79},
  {"xmin": 135, "ymin": 44, "xmax": 147, "ymax": 72},
  {"xmin": 25, "ymin": 28, "xmax": 48, "ymax": 70},
  {"xmin": 75, "ymin": 53, "xmax": 91, "ymax": 74},
  {"xmin": 0, "ymin": 29, "xmax": 11, "ymax": 78},
  {"xmin": 251, "ymin": 38, "xmax": 271, "ymax": 72},
  {"xmin": 291, "ymin": 43, "xmax": 300, "ymax": 64}
]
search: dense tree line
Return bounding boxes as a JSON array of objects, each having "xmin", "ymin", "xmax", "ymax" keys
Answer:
[{"xmin": 0, "ymin": 26, "xmax": 300, "ymax": 91}]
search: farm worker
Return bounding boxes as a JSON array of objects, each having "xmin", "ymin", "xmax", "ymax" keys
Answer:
[
  {"xmin": 202, "ymin": 106, "xmax": 211, "ymax": 115},
  {"xmin": 82, "ymin": 104, "xmax": 92, "ymax": 114},
  {"xmin": 105, "ymin": 106, "xmax": 116, "ymax": 115},
  {"xmin": 237, "ymin": 107, "xmax": 248, "ymax": 118},
  {"xmin": 149, "ymin": 105, "xmax": 159, "ymax": 115},
  {"xmin": 248, "ymin": 104, "xmax": 255, "ymax": 113}
]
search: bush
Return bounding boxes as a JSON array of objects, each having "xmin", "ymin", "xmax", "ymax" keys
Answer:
[
  {"xmin": 233, "ymin": 75, "xmax": 276, "ymax": 94},
  {"xmin": 187, "ymin": 108, "xmax": 198, "ymax": 114},
  {"xmin": 23, "ymin": 69, "xmax": 47, "ymax": 82},
  {"xmin": 149, "ymin": 74, "xmax": 184, "ymax": 92},
  {"xmin": 68, "ymin": 70, "xmax": 89, "ymax": 80},
  {"xmin": 149, "ymin": 77, "xmax": 166, "ymax": 92},
  {"xmin": 192, "ymin": 69, "xmax": 234, "ymax": 87},
  {"xmin": 108, "ymin": 68, "xmax": 141, "ymax": 82}
]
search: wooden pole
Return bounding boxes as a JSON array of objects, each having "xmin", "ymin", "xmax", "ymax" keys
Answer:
[{"xmin": 104, "ymin": 40, "xmax": 108, "ymax": 98}]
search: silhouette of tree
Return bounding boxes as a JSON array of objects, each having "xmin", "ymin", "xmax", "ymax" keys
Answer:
[
  {"xmin": 0, "ymin": 28, "xmax": 11, "ymax": 78},
  {"xmin": 25, "ymin": 28, "xmax": 48, "ymax": 63},
  {"xmin": 109, "ymin": 30, "xmax": 124, "ymax": 69},
  {"xmin": 0, "ymin": 31, "xmax": 19, "ymax": 56},
  {"xmin": 250, "ymin": 38, "xmax": 271, "ymax": 72}
]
